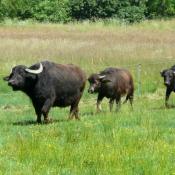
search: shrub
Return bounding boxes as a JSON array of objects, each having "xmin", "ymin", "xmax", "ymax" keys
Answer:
[
  {"xmin": 1, "ymin": 0, "xmax": 35, "ymax": 19},
  {"xmin": 32, "ymin": 0, "xmax": 70, "ymax": 23},
  {"xmin": 118, "ymin": 5, "xmax": 145, "ymax": 23},
  {"xmin": 146, "ymin": 0, "xmax": 175, "ymax": 18},
  {"xmin": 0, "ymin": 1, "xmax": 4, "ymax": 21},
  {"xmin": 0, "ymin": 0, "xmax": 174, "ymax": 23},
  {"xmin": 69, "ymin": 0, "xmax": 146, "ymax": 23},
  {"xmin": 69, "ymin": 0, "xmax": 97, "ymax": 20}
]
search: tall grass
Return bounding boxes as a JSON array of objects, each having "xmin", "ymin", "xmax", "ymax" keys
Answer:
[{"xmin": 0, "ymin": 20, "xmax": 175, "ymax": 174}]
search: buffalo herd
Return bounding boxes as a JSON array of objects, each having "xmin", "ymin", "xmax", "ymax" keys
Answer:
[{"xmin": 2, "ymin": 60, "xmax": 172, "ymax": 123}]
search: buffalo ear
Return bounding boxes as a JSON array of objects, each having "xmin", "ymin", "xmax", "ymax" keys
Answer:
[{"xmin": 3, "ymin": 76, "xmax": 10, "ymax": 81}]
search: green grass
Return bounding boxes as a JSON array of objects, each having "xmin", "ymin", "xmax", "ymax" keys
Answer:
[
  {"xmin": 1, "ymin": 94, "xmax": 175, "ymax": 174},
  {"xmin": 1, "ymin": 20, "xmax": 175, "ymax": 174}
]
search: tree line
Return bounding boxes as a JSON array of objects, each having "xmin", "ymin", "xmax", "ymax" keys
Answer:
[{"xmin": 0, "ymin": 0, "xmax": 175, "ymax": 23}]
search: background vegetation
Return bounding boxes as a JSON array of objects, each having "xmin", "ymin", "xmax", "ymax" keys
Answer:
[
  {"xmin": 0, "ymin": 20, "xmax": 175, "ymax": 174},
  {"xmin": 0, "ymin": 0, "xmax": 175, "ymax": 23}
]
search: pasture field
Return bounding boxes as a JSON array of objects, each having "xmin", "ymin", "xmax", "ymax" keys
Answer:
[{"xmin": 0, "ymin": 19, "xmax": 175, "ymax": 174}]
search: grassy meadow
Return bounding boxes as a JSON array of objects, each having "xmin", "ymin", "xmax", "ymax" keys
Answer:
[{"xmin": 0, "ymin": 19, "xmax": 175, "ymax": 174}]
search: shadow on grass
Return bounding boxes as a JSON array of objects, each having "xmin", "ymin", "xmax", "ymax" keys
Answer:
[{"xmin": 12, "ymin": 118, "xmax": 66, "ymax": 126}]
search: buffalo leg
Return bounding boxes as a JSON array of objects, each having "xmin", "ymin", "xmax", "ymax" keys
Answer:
[
  {"xmin": 124, "ymin": 94, "xmax": 134, "ymax": 108},
  {"xmin": 69, "ymin": 91, "xmax": 84, "ymax": 120},
  {"xmin": 33, "ymin": 102, "xmax": 42, "ymax": 123},
  {"xmin": 129, "ymin": 94, "xmax": 134, "ymax": 108},
  {"xmin": 123, "ymin": 89, "xmax": 134, "ymax": 103},
  {"xmin": 123, "ymin": 95, "xmax": 129, "ymax": 104},
  {"xmin": 109, "ymin": 98, "xmax": 114, "ymax": 112},
  {"xmin": 69, "ymin": 104, "xmax": 79, "ymax": 120},
  {"xmin": 35, "ymin": 108, "xmax": 42, "ymax": 123},
  {"xmin": 165, "ymin": 89, "xmax": 172, "ymax": 107},
  {"xmin": 128, "ymin": 89, "xmax": 134, "ymax": 108},
  {"xmin": 97, "ymin": 95, "xmax": 104, "ymax": 112},
  {"xmin": 43, "ymin": 112, "xmax": 51, "ymax": 123},
  {"xmin": 116, "ymin": 96, "xmax": 121, "ymax": 111},
  {"xmin": 36, "ymin": 112, "xmax": 42, "ymax": 123},
  {"xmin": 41, "ymin": 99, "xmax": 53, "ymax": 122},
  {"xmin": 123, "ymin": 90, "xmax": 134, "ymax": 110},
  {"xmin": 74, "ymin": 107, "xmax": 79, "ymax": 120}
]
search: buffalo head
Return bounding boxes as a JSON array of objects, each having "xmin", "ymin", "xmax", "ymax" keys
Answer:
[
  {"xmin": 88, "ymin": 73, "xmax": 110, "ymax": 93},
  {"xmin": 3, "ymin": 63, "xmax": 43, "ymax": 91},
  {"xmin": 160, "ymin": 69, "xmax": 175, "ymax": 86}
]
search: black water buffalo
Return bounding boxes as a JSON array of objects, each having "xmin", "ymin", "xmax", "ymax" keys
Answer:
[
  {"xmin": 3, "ymin": 61, "xmax": 86, "ymax": 123},
  {"xmin": 160, "ymin": 65, "xmax": 175, "ymax": 107},
  {"xmin": 88, "ymin": 67, "xmax": 134, "ymax": 112}
]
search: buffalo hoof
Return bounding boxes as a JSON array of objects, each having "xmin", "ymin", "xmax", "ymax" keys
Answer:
[
  {"xmin": 44, "ymin": 118, "xmax": 52, "ymax": 124},
  {"xmin": 75, "ymin": 116, "xmax": 80, "ymax": 120},
  {"xmin": 96, "ymin": 109, "xmax": 101, "ymax": 113},
  {"xmin": 165, "ymin": 104, "xmax": 170, "ymax": 108},
  {"xmin": 67, "ymin": 116, "xmax": 80, "ymax": 120},
  {"xmin": 36, "ymin": 119, "xmax": 42, "ymax": 124}
]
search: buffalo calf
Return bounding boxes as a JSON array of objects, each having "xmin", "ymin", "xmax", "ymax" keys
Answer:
[{"xmin": 88, "ymin": 67, "xmax": 134, "ymax": 112}]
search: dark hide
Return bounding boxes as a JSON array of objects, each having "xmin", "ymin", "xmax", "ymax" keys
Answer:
[
  {"xmin": 88, "ymin": 67, "xmax": 134, "ymax": 112},
  {"xmin": 160, "ymin": 65, "xmax": 175, "ymax": 107},
  {"xmin": 3, "ymin": 61, "xmax": 86, "ymax": 123}
]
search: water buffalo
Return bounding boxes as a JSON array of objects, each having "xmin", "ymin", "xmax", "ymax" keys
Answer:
[
  {"xmin": 160, "ymin": 65, "xmax": 175, "ymax": 107},
  {"xmin": 88, "ymin": 67, "xmax": 134, "ymax": 112},
  {"xmin": 3, "ymin": 61, "xmax": 86, "ymax": 123}
]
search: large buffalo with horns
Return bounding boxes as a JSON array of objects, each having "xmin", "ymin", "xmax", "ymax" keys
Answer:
[
  {"xmin": 3, "ymin": 61, "xmax": 86, "ymax": 123},
  {"xmin": 88, "ymin": 67, "xmax": 134, "ymax": 112}
]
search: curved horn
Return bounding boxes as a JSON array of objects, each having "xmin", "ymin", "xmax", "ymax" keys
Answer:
[
  {"xmin": 25, "ymin": 63, "xmax": 43, "ymax": 74},
  {"xmin": 99, "ymin": 75, "xmax": 106, "ymax": 79}
]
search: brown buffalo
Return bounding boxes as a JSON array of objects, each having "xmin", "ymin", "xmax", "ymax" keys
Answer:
[{"xmin": 88, "ymin": 67, "xmax": 134, "ymax": 112}]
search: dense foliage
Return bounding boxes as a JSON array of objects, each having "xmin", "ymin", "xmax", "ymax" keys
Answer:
[{"xmin": 0, "ymin": 0, "xmax": 175, "ymax": 23}]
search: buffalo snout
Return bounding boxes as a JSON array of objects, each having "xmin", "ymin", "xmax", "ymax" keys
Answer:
[
  {"xmin": 164, "ymin": 81, "xmax": 170, "ymax": 86},
  {"xmin": 8, "ymin": 79, "xmax": 16, "ymax": 86},
  {"xmin": 3, "ymin": 76, "xmax": 9, "ymax": 81},
  {"xmin": 88, "ymin": 87, "xmax": 95, "ymax": 94}
]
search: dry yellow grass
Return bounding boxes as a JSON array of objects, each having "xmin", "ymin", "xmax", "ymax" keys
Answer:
[{"xmin": 0, "ymin": 19, "xmax": 175, "ymax": 75}]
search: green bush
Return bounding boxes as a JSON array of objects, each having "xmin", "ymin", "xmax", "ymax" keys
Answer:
[
  {"xmin": 69, "ymin": 0, "xmax": 146, "ymax": 23},
  {"xmin": 0, "ymin": 0, "xmax": 70, "ymax": 22},
  {"xmin": 0, "ymin": 0, "xmax": 175, "ymax": 23},
  {"xmin": 33, "ymin": 0, "xmax": 70, "ymax": 23},
  {"xmin": 1, "ymin": 0, "xmax": 35, "ymax": 19},
  {"xmin": 95, "ymin": 0, "xmax": 118, "ymax": 18},
  {"xmin": 0, "ymin": 2, "xmax": 4, "ymax": 21},
  {"xmin": 146, "ymin": 0, "xmax": 175, "ymax": 18},
  {"xmin": 69, "ymin": 0, "xmax": 97, "ymax": 20},
  {"xmin": 118, "ymin": 5, "xmax": 145, "ymax": 23}
]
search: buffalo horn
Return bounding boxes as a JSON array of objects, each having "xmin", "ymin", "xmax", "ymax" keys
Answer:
[
  {"xmin": 99, "ymin": 75, "xmax": 106, "ymax": 79},
  {"xmin": 25, "ymin": 63, "xmax": 43, "ymax": 74}
]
